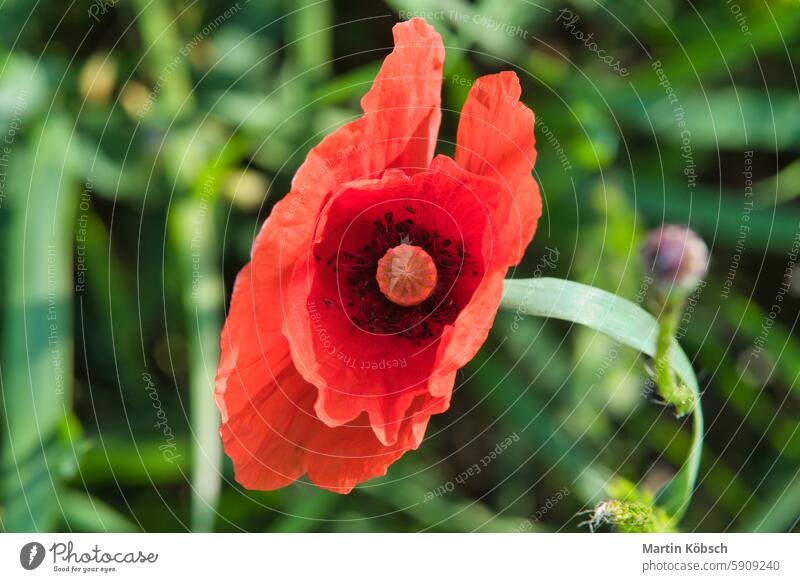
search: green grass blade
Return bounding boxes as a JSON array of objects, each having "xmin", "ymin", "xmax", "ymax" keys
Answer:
[
  {"xmin": 1, "ymin": 115, "xmax": 77, "ymax": 531},
  {"xmin": 742, "ymin": 468, "xmax": 800, "ymax": 533},
  {"xmin": 78, "ymin": 438, "xmax": 188, "ymax": 486},
  {"xmin": 754, "ymin": 158, "xmax": 800, "ymax": 208},
  {"xmin": 60, "ymin": 490, "xmax": 138, "ymax": 532}
]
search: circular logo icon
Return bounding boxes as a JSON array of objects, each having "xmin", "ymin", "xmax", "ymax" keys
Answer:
[{"xmin": 19, "ymin": 542, "xmax": 46, "ymax": 570}]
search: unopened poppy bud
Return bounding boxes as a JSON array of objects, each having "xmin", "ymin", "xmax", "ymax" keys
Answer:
[{"xmin": 641, "ymin": 225, "xmax": 709, "ymax": 295}]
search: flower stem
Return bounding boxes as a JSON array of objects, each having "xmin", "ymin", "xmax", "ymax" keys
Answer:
[{"xmin": 653, "ymin": 295, "xmax": 696, "ymax": 417}]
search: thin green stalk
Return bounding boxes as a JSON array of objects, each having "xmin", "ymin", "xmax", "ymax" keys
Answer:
[
  {"xmin": 654, "ymin": 296, "xmax": 696, "ymax": 417},
  {"xmin": 171, "ymin": 192, "xmax": 223, "ymax": 532}
]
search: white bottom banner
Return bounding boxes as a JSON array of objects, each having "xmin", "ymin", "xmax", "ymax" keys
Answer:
[{"xmin": 1, "ymin": 533, "xmax": 797, "ymax": 581}]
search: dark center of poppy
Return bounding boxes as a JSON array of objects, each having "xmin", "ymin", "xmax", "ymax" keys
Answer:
[
  {"xmin": 375, "ymin": 244, "xmax": 438, "ymax": 307},
  {"xmin": 317, "ymin": 205, "xmax": 482, "ymax": 342}
]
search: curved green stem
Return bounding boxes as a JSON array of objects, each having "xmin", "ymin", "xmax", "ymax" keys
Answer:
[{"xmin": 500, "ymin": 277, "xmax": 704, "ymax": 526}]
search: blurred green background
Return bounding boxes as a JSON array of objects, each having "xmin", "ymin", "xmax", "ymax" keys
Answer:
[{"xmin": 1, "ymin": 0, "xmax": 799, "ymax": 532}]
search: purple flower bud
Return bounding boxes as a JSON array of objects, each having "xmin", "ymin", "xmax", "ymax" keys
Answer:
[{"xmin": 641, "ymin": 225, "xmax": 709, "ymax": 294}]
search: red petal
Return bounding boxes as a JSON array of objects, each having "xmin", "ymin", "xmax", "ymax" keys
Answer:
[
  {"xmin": 220, "ymin": 361, "xmax": 438, "ymax": 494},
  {"xmin": 360, "ymin": 17, "xmax": 444, "ymax": 172},
  {"xmin": 429, "ymin": 266, "xmax": 505, "ymax": 396},
  {"xmin": 455, "ymin": 72, "xmax": 541, "ymax": 265},
  {"xmin": 272, "ymin": 17, "xmax": 443, "ymax": 237},
  {"xmin": 216, "ymin": 262, "xmax": 445, "ymax": 493}
]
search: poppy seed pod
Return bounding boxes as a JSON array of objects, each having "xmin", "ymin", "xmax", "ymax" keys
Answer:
[{"xmin": 641, "ymin": 225, "xmax": 709, "ymax": 295}]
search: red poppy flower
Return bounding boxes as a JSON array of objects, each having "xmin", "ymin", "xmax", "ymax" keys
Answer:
[{"xmin": 215, "ymin": 17, "xmax": 541, "ymax": 493}]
